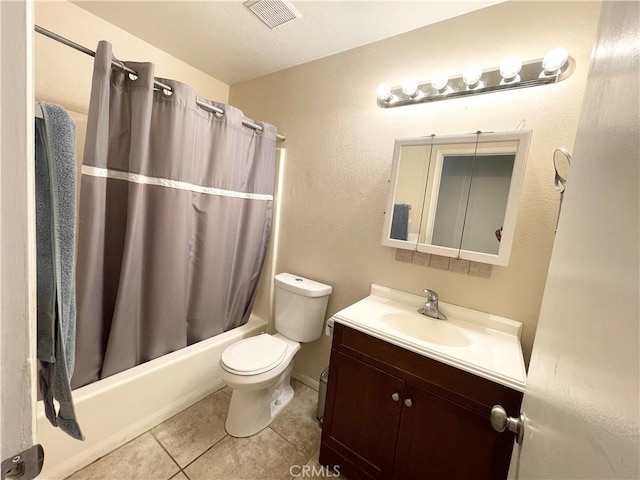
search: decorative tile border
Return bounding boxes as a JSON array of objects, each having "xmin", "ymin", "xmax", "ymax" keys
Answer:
[
  {"xmin": 395, "ymin": 249, "xmax": 414, "ymax": 263},
  {"xmin": 412, "ymin": 252, "xmax": 431, "ymax": 266},
  {"xmin": 449, "ymin": 259, "xmax": 471, "ymax": 274},
  {"xmin": 468, "ymin": 261, "xmax": 492, "ymax": 278},
  {"xmin": 395, "ymin": 249, "xmax": 492, "ymax": 278},
  {"xmin": 429, "ymin": 255, "xmax": 450, "ymax": 270}
]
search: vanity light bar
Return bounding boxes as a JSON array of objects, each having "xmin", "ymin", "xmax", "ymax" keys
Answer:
[{"xmin": 376, "ymin": 49, "xmax": 575, "ymax": 108}]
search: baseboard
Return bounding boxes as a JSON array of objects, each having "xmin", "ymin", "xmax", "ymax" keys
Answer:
[{"xmin": 292, "ymin": 371, "xmax": 320, "ymax": 391}]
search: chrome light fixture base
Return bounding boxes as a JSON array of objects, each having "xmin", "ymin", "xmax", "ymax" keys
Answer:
[{"xmin": 377, "ymin": 57, "xmax": 575, "ymax": 108}]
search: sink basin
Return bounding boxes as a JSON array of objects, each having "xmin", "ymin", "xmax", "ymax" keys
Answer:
[
  {"xmin": 381, "ymin": 312, "xmax": 471, "ymax": 347},
  {"xmin": 329, "ymin": 284, "xmax": 527, "ymax": 391}
]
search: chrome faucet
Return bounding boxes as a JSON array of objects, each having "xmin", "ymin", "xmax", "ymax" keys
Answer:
[{"xmin": 419, "ymin": 289, "xmax": 447, "ymax": 320}]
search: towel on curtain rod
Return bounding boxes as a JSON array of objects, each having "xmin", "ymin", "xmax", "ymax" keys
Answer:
[{"xmin": 35, "ymin": 101, "xmax": 84, "ymax": 440}]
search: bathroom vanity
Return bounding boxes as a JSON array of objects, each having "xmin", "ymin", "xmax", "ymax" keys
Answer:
[{"xmin": 319, "ymin": 285, "xmax": 526, "ymax": 480}]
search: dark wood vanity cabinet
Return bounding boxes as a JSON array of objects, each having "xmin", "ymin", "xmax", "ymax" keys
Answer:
[{"xmin": 319, "ymin": 323, "xmax": 523, "ymax": 480}]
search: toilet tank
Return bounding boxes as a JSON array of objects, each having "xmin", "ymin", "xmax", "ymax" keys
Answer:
[{"xmin": 274, "ymin": 273, "xmax": 332, "ymax": 343}]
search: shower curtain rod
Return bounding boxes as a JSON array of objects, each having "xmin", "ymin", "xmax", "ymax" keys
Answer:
[{"xmin": 34, "ymin": 25, "xmax": 286, "ymax": 142}]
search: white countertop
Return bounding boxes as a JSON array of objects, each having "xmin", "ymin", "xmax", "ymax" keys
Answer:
[{"xmin": 329, "ymin": 284, "xmax": 527, "ymax": 392}]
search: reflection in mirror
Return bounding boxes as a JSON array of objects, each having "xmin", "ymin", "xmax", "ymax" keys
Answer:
[
  {"xmin": 553, "ymin": 148, "xmax": 572, "ymax": 231},
  {"xmin": 383, "ymin": 131, "xmax": 531, "ymax": 266},
  {"xmin": 389, "ymin": 143, "xmax": 431, "ymax": 243},
  {"xmin": 460, "ymin": 152, "xmax": 516, "ymax": 254},
  {"xmin": 420, "ymin": 140, "xmax": 478, "ymax": 251},
  {"xmin": 431, "ymin": 155, "xmax": 475, "ymax": 249},
  {"xmin": 426, "ymin": 141, "xmax": 518, "ymax": 255}
]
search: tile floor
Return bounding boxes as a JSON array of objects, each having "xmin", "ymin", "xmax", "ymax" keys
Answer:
[{"xmin": 67, "ymin": 380, "xmax": 332, "ymax": 480}]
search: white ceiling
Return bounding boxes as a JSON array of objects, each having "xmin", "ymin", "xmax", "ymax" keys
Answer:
[{"xmin": 73, "ymin": 1, "xmax": 504, "ymax": 85}]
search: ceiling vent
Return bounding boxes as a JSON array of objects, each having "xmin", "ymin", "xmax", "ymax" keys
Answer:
[{"xmin": 244, "ymin": 0, "xmax": 302, "ymax": 29}]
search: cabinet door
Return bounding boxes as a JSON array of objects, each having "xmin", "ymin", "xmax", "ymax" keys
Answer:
[
  {"xmin": 321, "ymin": 350, "xmax": 405, "ymax": 479},
  {"xmin": 393, "ymin": 383, "xmax": 515, "ymax": 480}
]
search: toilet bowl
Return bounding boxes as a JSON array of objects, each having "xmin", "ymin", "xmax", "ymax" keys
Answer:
[
  {"xmin": 220, "ymin": 273, "xmax": 332, "ymax": 438},
  {"xmin": 219, "ymin": 333, "xmax": 300, "ymax": 437}
]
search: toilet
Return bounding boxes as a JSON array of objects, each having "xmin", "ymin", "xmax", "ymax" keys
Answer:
[{"xmin": 219, "ymin": 272, "xmax": 332, "ymax": 437}]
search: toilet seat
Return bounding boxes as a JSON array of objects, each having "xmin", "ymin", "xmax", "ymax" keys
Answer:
[{"xmin": 221, "ymin": 334, "xmax": 288, "ymax": 376}]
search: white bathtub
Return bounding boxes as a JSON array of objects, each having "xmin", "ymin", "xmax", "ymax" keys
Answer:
[{"xmin": 37, "ymin": 316, "xmax": 268, "ymax": 480}]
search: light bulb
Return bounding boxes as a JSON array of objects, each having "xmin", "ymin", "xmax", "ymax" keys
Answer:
[
  {"xmin": 376, "ymin": 83, "xmax": 392, "ymax": 101},
  {"xmin": 463, "ymin": 64, "xmax": 482, "ymax": 86},
  {"xmin": 431, "ymin": 71, "xmax": 449, "ymax": 91},
  {"xmin": 402, "ymin": 77, "xmax": 419, "ymax": 97},
  {"xmin": 500, "ymin": 57, "xmax": 522, "ymax": 80},
  {"xmin": 543, "ymin": 47, "xmax": 568, "ymax": 74}
]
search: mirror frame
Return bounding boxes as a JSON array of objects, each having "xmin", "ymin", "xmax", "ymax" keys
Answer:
[{"xmin": 382, "ymin": 130, "xmax": 532, "ymax": 266}]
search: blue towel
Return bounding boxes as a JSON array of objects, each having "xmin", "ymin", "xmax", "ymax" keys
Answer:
[
  {"xmin": 390, "ymin": 203, "xmax": 410, "ymax": 241},
  {"xmin": 35, "ymin": 102, "xmax": 83, "ymax": 440}
]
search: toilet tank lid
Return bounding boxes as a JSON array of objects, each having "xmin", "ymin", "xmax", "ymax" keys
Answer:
[{"xmin": 274, "ymin": 273, "xmax": 332, "ymax": 298}]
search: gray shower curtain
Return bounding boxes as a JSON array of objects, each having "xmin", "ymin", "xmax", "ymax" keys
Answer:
[{"xmin": 72, "ymin": 41, "xmax": 276, "ymax": 389}]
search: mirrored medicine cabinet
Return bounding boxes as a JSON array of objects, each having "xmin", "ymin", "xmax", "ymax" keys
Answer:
[{"xmin": 382, "ymin": 130, "xmax": 532, "ymax": 266}]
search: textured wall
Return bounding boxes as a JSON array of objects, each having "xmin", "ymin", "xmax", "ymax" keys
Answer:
[
  {"xmin": 35, "ymin": 0, "xmax": 229, "ymax": 114},
  {"xmin": 230, "ymin": 1, "xmax": 602, "ymax": 382}
]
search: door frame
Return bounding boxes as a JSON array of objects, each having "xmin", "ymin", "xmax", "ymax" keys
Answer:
[{"xmin": 0, "ymin": 0, "xmax": 37, "ymax": 461}]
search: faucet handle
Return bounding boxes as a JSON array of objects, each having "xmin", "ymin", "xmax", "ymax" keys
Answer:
[{"xmin": 423, "ymin": 289, "xmax": 438, "ymax": 301}]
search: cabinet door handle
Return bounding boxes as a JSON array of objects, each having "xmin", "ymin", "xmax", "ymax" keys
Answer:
[
  {"xmin": 404, "ymin": 398, "xmax": 413, "ymax": 407},
  {"xmin": 391, "ymin": 392, "xmax": 400, "ymax": 402}
]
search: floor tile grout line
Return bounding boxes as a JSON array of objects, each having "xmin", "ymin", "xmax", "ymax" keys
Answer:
[
  {"xmin": 149, "ymin": 430, "xmax": 184, "ymax": 477},
  {"xmin": 267, "ymin": 425, "xmax": 317, "ymax": 463},
  {"xmin": 267, "ymin": 425, "xmax": 322, "ymax": 458},
  {"xmin": 269, "ymin": 393, "xmax": 323, "ymax": 460},
  {"xmin": 65, "ymin": 431, "xmax": 169, "ymax": 480},
  {"xmin": 148, "ymin": 387, "xmax": 230, "ymax": 473},
  {"xmin": 180, "ymin": 433, "xmax": 230, "ymax": 472},
  {"xmin": 180, "ymin": 388, "xmax": 313, "ymax": 472},
  {"xmin": 159, "ymin": 387, "xmax": 228, "ymax": 427}
]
